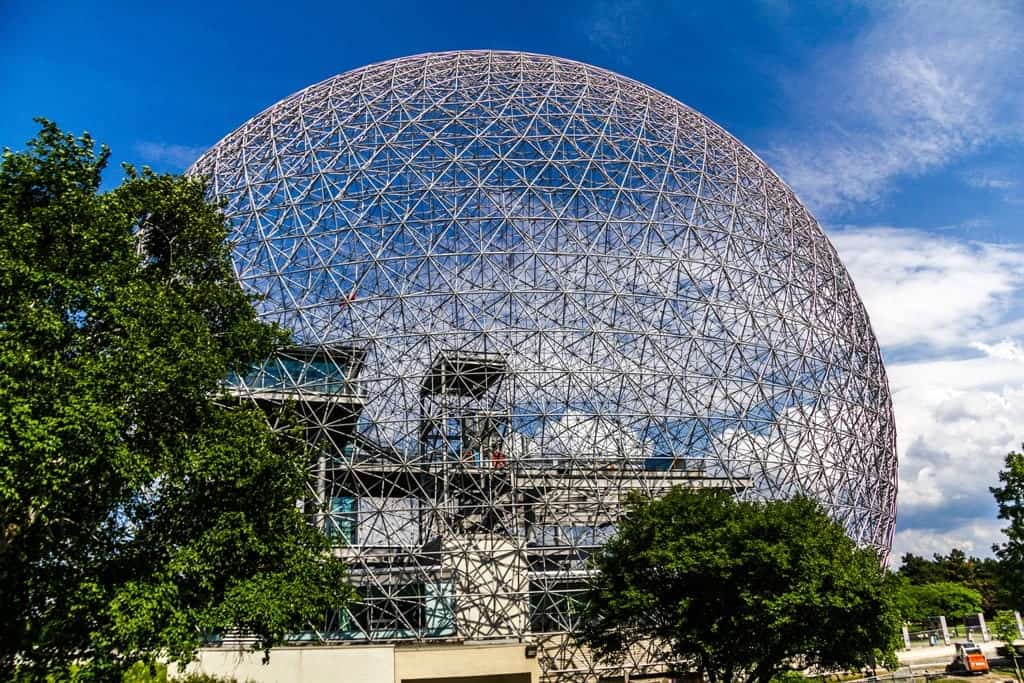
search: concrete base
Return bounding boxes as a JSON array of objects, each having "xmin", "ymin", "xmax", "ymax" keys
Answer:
[{"xmin": 185, "ymin": 641, "xmax": 541, "ymax": 683}]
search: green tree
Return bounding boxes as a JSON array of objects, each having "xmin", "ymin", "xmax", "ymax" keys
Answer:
[
  {"xmin": 992, "ymin": 611, "xmax": 1023, "ymax": 683},
  {"xmin": 993, "ymin": 449, "xmax": 1024, "ymax": 609},
  {"xmin": 976, "ymin": 557, "xmax": 1010, "ymax": 614},
  {"xmin": 580, "ymin": 488, "xmax": 900, "ymax": 683},
  {"xmin": 0, "ymin": 121, "xmax": 353, "ymax": 679},
  {"xmin": 897, "ymin": 553, "xmax": 948, "ymax": 585},
  {"xmin": 896, "ymin": 551, "xmax": 1007, "ymax": 614},
  {"xmin": 895, "ymin": 582, "xmax": 983, "ymax": 621}
]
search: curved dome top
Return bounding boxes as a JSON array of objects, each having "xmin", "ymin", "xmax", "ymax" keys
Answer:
[{"xmin": 190, "ymin": 50, "xmax": 897, "ymax": 555}]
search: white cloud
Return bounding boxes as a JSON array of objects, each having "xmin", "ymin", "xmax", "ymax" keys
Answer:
[
  {"xmin": 830, "ymin": 227, "xmax": 1024, "ymax": 350},
  {"xmin": 960, "ymin": 167, "xmax": 1024, "ymax": 207},
  {"xmin": 890, "ymin": 381, "xmax": 1024, "ymax": 509},
  {"xmin": 134, "ymin": 141, "xmax": 207, "ymax": 170},
  {"xmin": 970, "ymin": 339, "xmax": 1024, "ymax": 363},
  {"xmin": 883, "ymin": 374, "xmax": 1023, "ymax": 560},
  {"xmin": 891, "ymin": 519, "xmax": 1005, "ymax": 562},
  {"xmin": 771, "ymin": 2, "xmax": 1024, "ymax": 214},
  {"xmin": 582, "ymin": 0, "xmax": 654, "ymax": 61},
  {"xmin": 887, "ymin": 354, "xmax": 1024, "ymax": 394},
  {"xmin": 828, "ymin": 227, "xmax": 1024, "ymax": 557},
  {"xmin": 963, "ymin": 170, "xmax": 1017, "ymax": 192}
]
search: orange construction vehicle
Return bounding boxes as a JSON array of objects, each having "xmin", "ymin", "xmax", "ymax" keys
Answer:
[{"xmin": 946, "ymin": 642, "xmax": 990, "ymax": 675}]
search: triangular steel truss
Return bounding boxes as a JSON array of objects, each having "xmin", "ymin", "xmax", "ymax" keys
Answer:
[{"xmin": 190, "ymin": 50, "xmax": 897, "ymax": 682}]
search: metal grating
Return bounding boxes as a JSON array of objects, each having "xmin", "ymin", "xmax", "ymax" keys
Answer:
[{"xmin": 189, "ymin": 50, "xmax": 897, "ymax": 681}]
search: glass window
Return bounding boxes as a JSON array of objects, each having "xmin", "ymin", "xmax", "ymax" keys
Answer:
[{"xmin": 326, "ymin": 495, "xmax": 357, "ymax": 544}]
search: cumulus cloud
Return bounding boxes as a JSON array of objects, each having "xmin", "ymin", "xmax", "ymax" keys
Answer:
[
  {"xmin": 134, "ymin": 141, "xmax": 207, "ymax": 170},
  {"xmin": 884, "ymin": 362, "xmax": 1024, "ymax": 559},
  {"xmin": 891, "ymin": 519, "xmax": 1006, "ymax": 561},
  {"xmin": 771, "ymin": 2, "xmax": 1024, "ymax": 214},
  {"xmin": 971, "ymin": 339, "xmax": 1024, "ymax": 363},
  {"xmin": 891, "ymin": 381, "xmax": 1024, "ymax": 504},
  {"xmin": 830, "ymin": 227, "xmax": 1024, "ymax": 351},
  {"xmin": 830, "ymin": 227, "xmax": 1024, "ymax": 557}
]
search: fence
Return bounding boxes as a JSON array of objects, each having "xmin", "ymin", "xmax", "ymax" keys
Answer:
[
  {"xmin": 843, "ymin": 671, "xmax": 947, "ymax": 683},
  {"xmin": 899, "ymin": 612, "xmax": 1024, "ymax": 650}
]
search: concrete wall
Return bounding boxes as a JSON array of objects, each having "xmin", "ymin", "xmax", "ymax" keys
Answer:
[
  {"xmin": 187, "ymin": 644, "xmax": 395, "ymax": 683},
  {"xmin": 187, "ymin": 640, "xmax": 540, "ymax": 683},
  {"xmin": 395, "ymin": 642, "xmax": 539, "ymax": 682}
]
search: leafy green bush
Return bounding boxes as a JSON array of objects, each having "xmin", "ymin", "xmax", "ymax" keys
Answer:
[
  {"xmin": 121, "ymin": 661, "xmax": 251, "ymax": 683},
  {"xmin": 123, "ymin": 662, "xmax": 169, "ymax": 683}
]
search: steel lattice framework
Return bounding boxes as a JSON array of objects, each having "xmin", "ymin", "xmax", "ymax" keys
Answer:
[{"xmin": 189, "ymin": 50, "xmax": 897, "ymax": 681}]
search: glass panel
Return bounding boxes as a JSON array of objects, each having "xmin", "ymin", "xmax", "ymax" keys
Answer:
[
  {"xmin": 228, "ymin": 349, "xmax": 355, "ymax": 395},
  {"xmin": 326, "ymin": 495, "xmax": 357, "ymax": 544}
]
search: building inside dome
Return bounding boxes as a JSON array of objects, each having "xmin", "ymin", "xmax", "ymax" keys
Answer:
[{"xmin": 188, "ymin": 50, "xmax": 897, "ymax": 682}]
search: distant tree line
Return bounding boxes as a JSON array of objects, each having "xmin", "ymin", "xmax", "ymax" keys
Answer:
[{"xmin": 893, "ymin": 550, "xmax": 1006, "ymax": 619}]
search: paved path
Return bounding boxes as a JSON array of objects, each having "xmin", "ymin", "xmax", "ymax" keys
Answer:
[{"xmin": 897, "ymin": 640, "xmax": 1002, "ymax": 668}]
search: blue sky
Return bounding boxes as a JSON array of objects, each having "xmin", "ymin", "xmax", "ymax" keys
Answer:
[{"xmin": 4, "ymin": 0, "xmax": 1024, "ymax": 560}]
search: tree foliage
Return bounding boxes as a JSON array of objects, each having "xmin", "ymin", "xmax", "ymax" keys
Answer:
[
  {"xmin": 0, "ymin": 121, "xmax": 353, "ymax": 679},
  {"xmin": 993, "ymin": 611, "xmax": 1021, "ymax": 649},
  {"xmin": 893, "ymin": 581, "xmax": 983, "ymax": 622},
  {"xmin": 896, "ymin": 549, "xmax": 1007, "ymax": 614},
  {"xmin": 992, "ymin": 610, "xmax": 1024, "ymax": 683},
  {"xmin": 580, "ymin": 488, "xmax": 900, "ymax": 683},
  {"xmin": 993, "ymin": 449, "xmax": 1024, "ymax": 609}
]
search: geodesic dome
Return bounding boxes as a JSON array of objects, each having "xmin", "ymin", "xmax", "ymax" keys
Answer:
[{"xmin": 189, "ymin": 50, "xmax": 897, "ymax": 680}]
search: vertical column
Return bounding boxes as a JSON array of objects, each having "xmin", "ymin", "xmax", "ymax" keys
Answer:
[
  {"xmin": 939, "ymin": 616, "xmax": 951, "ymax": 645},
  {"xmin": 978, "ymin": 613, "xmax": 990, "ymax": 642},
  {"xmin": 317, "ymin": 451, "xmax": 327, "ymax": 532},
  {"xmin": 902, "ymin": 624, "xmax": 912, "ymax": 651},
  {"xmin": 1016, "ymin": 611, "xmax": 1024, "ymax": 639}
]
